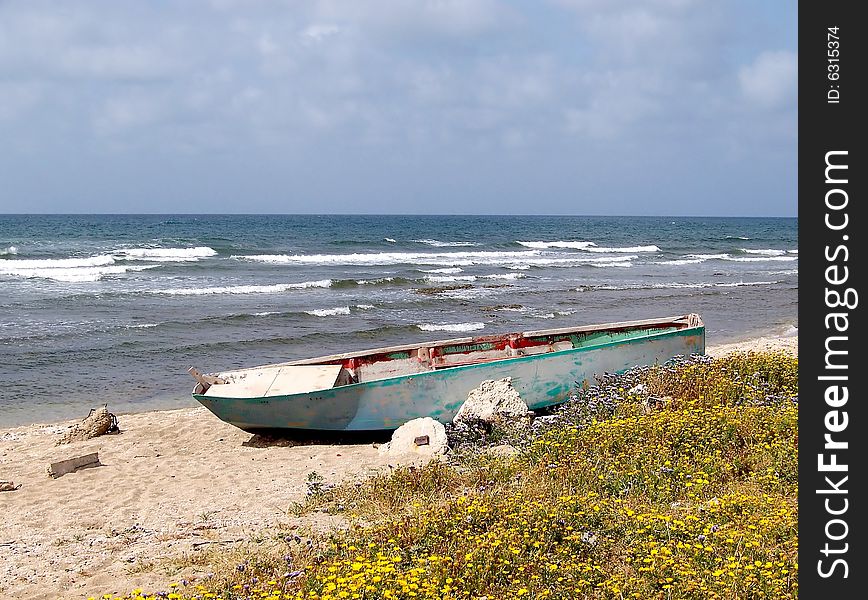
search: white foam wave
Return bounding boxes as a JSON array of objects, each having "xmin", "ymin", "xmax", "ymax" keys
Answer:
[
  {"xmin": 506, "ymin": 255, "xmax": 638, "ymax": 267},
  {"xmin": 0, "ymin": 255, "xmax": 115, "ymax": 270},
  {"xmin": 577, "ymin": 280, "xmax": 779, "ymax": 292},
  {"xmin": 534, "ymin": 313, "xmax": 556, "ymax": 319},
  {"xmin": 235, "ymin": 250, "xmax": 542, "ymax": 267},
  {"xmin": 0, "ymin": 245, "xmax": 18, "ymax": 256},
  {"xmin": 117, "ymin": 246, "xmax": 218, "ymax": 262},
  {"xmin": 356, "ymin": 304, "xmax": 375, "ymax": 310},
  {"xmin": 715, "ymin": 280, "xmax": 779, "ymax": 287},
  {"xmin": 769, "ymin": 269, "xmax": 799, "ymax": 276},
  {"xmin": 589, "ymin": 261, "xmax": 634, "ymax": 268},
  {"xmin": 306, "ymin": 306, "xmax": 351, "ymax": 317},
  {"xmin": 385, "ymin": 238, "xmax": 397, "ymax": 243},
  {"xmin": 253, "ymin": 312, "xmax": 279, "ymax": 317},
  {"xmin": 517, "ymin": 240, "xmax": 658, "ymax": 253},
  {"xmin": 426, "ymin": 272, "xmax": 526, "ymax": 284},
  {"xmin": 0, "ymin": 263, "xmax": 154, "ymax": 282},
  {"xmin": 418, "ymin": 322, "xmax": 485, "ymax": 333},
  {"xmin": 426, "ymin": 275, "xmax": 477, "ymax": 283},
  {"xmin": 419, "ymin": 267, "xmax": 464, "ymax": 274},
  {"xmin": 154, "ymin": 279, "xmax": 332, "ymax": 295},
  {"xmin": 414, "ymin": 239, "xmax": 478, "ymax": 247},
  {"xmin": 129, "ymin": 323, "xmax": 159, "ymax": 329},
  {"xmin": 686, "ymin": 253, "xmax": 730, "ymax": 260},
  {"xmin": 480, "ymin": 273, "xmax": 525, "ymax": 281},
  {"xmin": 518, "ymin": 240, "xmax": 595, "ymax": 250},
  {"xmin": 588, "ymin": 245, "xmax": 659, "ymax": 253},
  {"xmin": 508, "ymin": 265, "xmax": 531, "ymax": 270},
  {"xmin": 441, "ymin": 288, "xmax": 499, "ymax": 300},
  {"xmin": 726, "ymin": 236, "xmax": 751, "ymax": 240},
  {"xmin": 654, "ymin": 258, "xmax": 706, "ymax": 266},
  {"xmin": 787, "ymin": 249, "xmax": 798, "ymax": 254},
  {"xmin": 724, "ymin": 256, "xmax": 798, "ymax": 263},
  {"xmin": 740, "ymin": 248, "xmax": 786, "ymax": 256}
]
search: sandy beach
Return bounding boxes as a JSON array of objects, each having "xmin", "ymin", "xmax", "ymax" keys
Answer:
[{"xmin": 0, "ymin": 334, "xmax": 796, "ymax": 600}]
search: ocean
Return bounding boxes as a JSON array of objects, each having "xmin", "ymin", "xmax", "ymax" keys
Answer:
[{"xmin": 0, "ymin": 214, "xmax": 797, "ymax": 427}]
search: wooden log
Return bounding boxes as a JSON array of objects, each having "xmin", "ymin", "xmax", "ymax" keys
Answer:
[{"xmin": 47, "ymin": 452, "xmax": 101, "ymax": 478}]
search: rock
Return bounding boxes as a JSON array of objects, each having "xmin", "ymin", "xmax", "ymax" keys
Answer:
[
  {"xmin": 378, "ymin": 417, "xmax": 448, "ymax": 457},
  {"xmin": 486, "ymin": 444, "xmax": 519, "ymax": 458},
  {"xmin": 453, "ymin": 378, "xmax": 529, "ymax": 427},
  {"xmin": 1, "ymin": 480, "xmax": 22, "ymax": 492},
  {"xmin": 55, "ymin": 405, "xmax": 119, "ymax": 446}
]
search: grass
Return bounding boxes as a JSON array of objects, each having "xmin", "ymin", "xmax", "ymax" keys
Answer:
[{"xmin": 91, "ymin": 351, "xmax": 798, "ymax": 600}]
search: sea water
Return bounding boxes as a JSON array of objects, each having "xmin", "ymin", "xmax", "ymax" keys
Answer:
[{"xmin": 0, "ymin": 214, "xmax": 797, "ymax": 426}]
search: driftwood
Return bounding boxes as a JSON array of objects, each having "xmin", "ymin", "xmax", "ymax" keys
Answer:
[
  {"xmin": 188, "ymin": 367, "xmax": 226, "ymax": 392},
  {"xmin": 55, "ymin": 405, "xmax": 119, "ymax": 446},
  {"xmin": 47, "ymin": 452, "xmax": 101, "ymax": 478}
]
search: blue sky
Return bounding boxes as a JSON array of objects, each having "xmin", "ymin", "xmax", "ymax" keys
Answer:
[{"xmin": 0, "ymin": 0, "xmax": 797, "ymax": 216}]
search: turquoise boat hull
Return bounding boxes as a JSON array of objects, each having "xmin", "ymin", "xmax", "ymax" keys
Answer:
[{"xmin": 192, "ymin": 316, "xmax": 705, "ymax": 432}]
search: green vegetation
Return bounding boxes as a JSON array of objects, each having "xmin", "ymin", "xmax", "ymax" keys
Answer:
[{"xmin": 94, "ymin": 351, "xmax": 798, "ymax": 600}]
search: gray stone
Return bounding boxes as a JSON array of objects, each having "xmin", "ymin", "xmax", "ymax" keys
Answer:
[
  {"xmin": 378, "ymin": 417, "xmax": 448, "ymax": 457},
  {"xmin": 453, "ymin": 378, "xmax": 529, "ymax": 426}
]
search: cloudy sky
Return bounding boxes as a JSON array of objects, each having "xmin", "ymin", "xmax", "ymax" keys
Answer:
[{"xmin": 0, "ymin": 0, "xmax": 796, "ymax": 215}]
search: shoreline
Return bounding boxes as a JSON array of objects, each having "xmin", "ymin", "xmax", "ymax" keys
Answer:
[{"xmin": 1, "ymin": 333, "xmax": 797, "ymax": 600}]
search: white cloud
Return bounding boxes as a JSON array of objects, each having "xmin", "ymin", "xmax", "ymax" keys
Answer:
[
  {"xmin": 300, "ymin": 24, "xmax": 340, "ymax": 45},
  {"xmin": 312, "ymin": 0, "xmax": 512, "ymax": 38},
  {"xmin": 739, "ymin": 50, "xmax": 797, "ymax": 109}
]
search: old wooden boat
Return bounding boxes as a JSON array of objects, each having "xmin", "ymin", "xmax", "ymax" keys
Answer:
[{"xmin": 189, "ymin": 313, "xmax": 704, "ymax": 432}]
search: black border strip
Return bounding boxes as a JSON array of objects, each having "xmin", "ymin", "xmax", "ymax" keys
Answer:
[{"xmin": 799, "ymin": 2, "xmax": 866, "ymax": 596}]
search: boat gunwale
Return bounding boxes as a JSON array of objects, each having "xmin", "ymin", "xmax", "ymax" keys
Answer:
[
  {"xmin": 197, "ymin": 320, "xmax": 704, "ymax": 402},
  {"xmin": 213, "ymin": 313, "xmax": 703, "ymax": 377}
]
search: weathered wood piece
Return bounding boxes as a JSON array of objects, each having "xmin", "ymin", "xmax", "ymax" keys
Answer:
[
  {"xmin": 47, "ymin": 452, "xmax": 101, "ymax": 478},
  {"xmin": 188, "ymin": 367, "xmax": 227, "ymax": 392},
  {"xmin": 413, "ymin": 435, "xmax": 430, "ymax": 446},
  {"xmin": 56, "ymin": 405, "xmax": 118, "ymax": 446}
]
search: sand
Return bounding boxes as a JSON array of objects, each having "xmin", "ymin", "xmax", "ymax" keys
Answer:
[{"xmin": 0, "ymin": 334, "xmax": 797, "ymax": 600}]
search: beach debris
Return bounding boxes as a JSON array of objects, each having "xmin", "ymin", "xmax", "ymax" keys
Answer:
[
  {"xmin": 55, "ymin": 405, "xmax": 119, "ymax": 446},
  {"xmin": 379, "ymin": 417, "xmax": 448, "ymax": 457},
  {"xmin": 453, "ymin": 378, "xmax": 529, "ymax": 427},
  {"xmin": 1, "ymin": 480, "xmax": 22, "ymax": 492},
  {"xmin": 46, "ymin": 451, "xmax": 101, "ymax": 478}
]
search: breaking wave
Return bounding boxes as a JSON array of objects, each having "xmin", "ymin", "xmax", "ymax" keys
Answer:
[
  {"xmin": 116, "ymin": 247, "xmax": 217, "ymax": 262},
  {"xmin": 740, "ymin": 248, "xmax": 787, "ymax": 256},
  {"xmin": 153, "ymin": 279, "xmax": 332, "ymax": 295},
  {"xmin": 306, "ymin": 306, "xmax": 351, "ymax": 317},
  {"xmin": 0, "ymin": 255, "xmax": 155, "ymax": 282},
  {"xmin": 414, "ymin": 239, "xmax": 478, "ymax": 247},
  {"xmin": 518, "ymin": 241, "xmax": 659, "ymax": 253},
  {"xmin": 419, "ymin": 267, "xmax": 464, "ymax": 274},
  {"xmin": 234, "ymin": 250, "xmax": 542, "ymax": 267},
  {"xmin": 576, "ymin": 280, "xmax": 780, "ymax": 292},
  {"xmin": 418, "ymin": 322, "xmax": 485, "ymax": 333}
]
